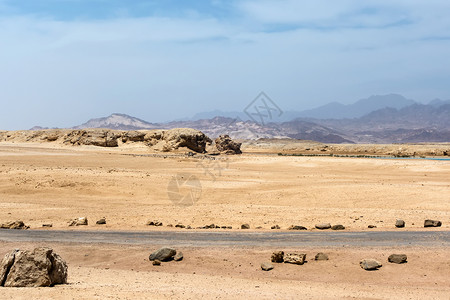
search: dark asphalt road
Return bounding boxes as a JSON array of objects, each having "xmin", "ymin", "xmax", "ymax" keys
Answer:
[{"xmin": 1, "ymin": 229, "xmax": 449, "ymax": 247}]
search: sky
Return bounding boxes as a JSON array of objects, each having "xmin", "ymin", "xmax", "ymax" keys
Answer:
[{"xmin": 1, "ymin": 0, "xmax": 450, "ymax": 129}]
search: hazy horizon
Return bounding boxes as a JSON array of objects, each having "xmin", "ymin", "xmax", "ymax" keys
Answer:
[{"xmin": 1, "ymin": 0, "xmax": 450, "ymax": 130}]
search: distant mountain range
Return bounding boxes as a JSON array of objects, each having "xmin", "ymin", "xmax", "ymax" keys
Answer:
[{"xmin": 30, "ymin": 94, "xmax": 450, "ymax": 143}]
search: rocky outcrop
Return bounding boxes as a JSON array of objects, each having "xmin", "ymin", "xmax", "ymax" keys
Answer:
[
  {"xmin": 1, "ymin": 128, "xmax": 212, "ymax": 153},
  {"xmin": 214, "ymin": 135, "xmax": 242, "ymax": 154},
  {"xmin": 0, "ymin": 247, "xmax": 67, "ymax": 287}
]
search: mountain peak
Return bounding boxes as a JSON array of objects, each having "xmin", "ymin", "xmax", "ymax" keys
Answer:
[{"xmin": 73, "ymin": 113, "xmax": 158, "ymax": 130}]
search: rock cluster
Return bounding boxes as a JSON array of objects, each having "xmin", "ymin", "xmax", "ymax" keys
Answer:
[{"xmin": 0, "ymin": 247, "xmax": 67, "ymax": 287}]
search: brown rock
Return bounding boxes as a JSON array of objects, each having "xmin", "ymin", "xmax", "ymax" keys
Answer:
[
  {"xmin": 149, "ymin": 248, "xmax": 176, "ymax": 261},
  {"xmin": 395, "ymin": 220, "xmax": 405, "ymax": 228},
  {"xmin": 271, "ymin": 251, "xmax": 284, "ymax": 263},
  {"xmin": 152, "ymin": 260, "xmax": 161, "ymax": 266},
  {"xmin": 214, "ymin": 135, "xmax": 242, "ymax": 154},
  {"xmin": 424, "ymin": 219, "xmax": 442, "ymax": 227},
  {"xmin": 0, "ymin": 221, "xmax": 29, "ymax": 230},
  {"xmin": 284, "ymin": 253, "xmax": 306, "ymax": 265},
  {"xmin": 331, "ymin": 224, "xmax": 345, "ymax": 230},
  {"xmin": 241, "ymin": 224, "xmax": 250, "ymax": 229},
  {"xmin": 174, "ymin": 252, "xmax": 183, "ymax": 261},
  {"xmin": 360, "ymin": 259, "xmax": 382, "ymax": 270},
  {"xmin": 0, "ymin": 247, "xmax": 68, "ymax": 287},
  {"xmin": 288, "ymin": 225, "xmax": 307, "ymax": 230},
  {"xmin": 261, "ymin": 262, "xmax": 274, "ymax": 271},
  {"xmin": 315, "ymin": 253, "xmax": 329, "ymax": 261},
  {"xmin": 388, "ymin": 254, "xmax": 407, "ymax": 264},
  {"xmin": 315, "ymin": 223, "xmax": 331, "ymax": 230}
]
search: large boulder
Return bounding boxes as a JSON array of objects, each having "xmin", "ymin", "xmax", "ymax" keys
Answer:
[
  {"xmin": 149, "ymin": 248, "xmax": 177, "ymax": 262},
  {"xmin": 0, "ymin": 247, "xmax": 68, "ymax": 287},
  {"xmin": 214, "ymin": 135, "xmax": 242, "ymax": 154},
  {"xmin": 0, "ymin": 221, "xmax": 29, "ymax": 230}
]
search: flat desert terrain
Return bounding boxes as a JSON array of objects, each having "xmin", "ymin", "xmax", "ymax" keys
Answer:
[{"xmin": 0, "ymin": 142, "xmax": 449, "ymax": 299}]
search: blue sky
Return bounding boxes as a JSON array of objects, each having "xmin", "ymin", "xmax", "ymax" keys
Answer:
[{"xmin": 1, "ymin": 0, "xmax": 450, "ymax": 129}]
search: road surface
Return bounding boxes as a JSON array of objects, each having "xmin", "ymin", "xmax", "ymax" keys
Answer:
[{"xmin": 1, "ymin": 229, "xmax": 449, "ymax": 247}]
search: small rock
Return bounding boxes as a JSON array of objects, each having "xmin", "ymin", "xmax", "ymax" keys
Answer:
[
  {"xmin": 149, "ymin": 248, "xmax": 176, "ymax": 261},
  {"xmin": 175, "ymin": 224, "xmax": 185, "ymax": 228},
  {"xmin": 395, "ymin": 220, "xmax": 405, "ymax": 228},
  {"xmin": 174, "ymin": 252, "xmax": 183, "ymax": 261},
  {"xmin": 315, "ymin": 223, "xmax": 331, "ymax": 230},
  {"xmin": 261, "ymin": 262, "xmax": 274, "ymax": 271},
  {"xmin": 146, "ymin": 221, "xmax": 163, "ymax": 226},
  {"xmin": 255, "ymin": 226, "xmax": 263, "ymax": 229},
  {"xmin": 284, "ymin": 253, "xmax": 306, "ymax": 265},
  {"xmin": 241, "ymin": 224, "xmax": 250, "ymax": 229},
  {"xmin": 271, "ymin": 251, "xmax": 284, "ymax": 263},
  {"xmin": 315, "ymin": 253, "xmax": 329, "ymax": 261},
  {"xmin": 424, "ymin": 219, "xmax": 442, "ymax": 227},
  {"xmin": 152, "ymin": 260, "xmax": 161, "ymax": 266},
  {"xmin": 368, "ymin": 225, "xmax": 377, "ymax": 228},
  {"xmin": 96, "ymin": 218, "xmax": 106, "ymax": 225},
  {"xmin": 388, "ymin": 254, "xmax": 407, "ymax": 264},
  {"xmin": 271, "ymin": 225, "xmax": 280, "ymax": 229},
  {"xmin": 331, "ymin": 225, "xmax": 345, "ymax": 230},
  {"xmin": 42, "ymin": 224, "xmax": 53, "ymax": 228},
  {"xmin": 68, "ymin": 217, "xmax": 87, "ymax": 226},
  {"xmin": 288, "ymin": 225, "xmax": 307, "ymax": 230},
  {"xmin": 360, "ymin": 259, "xmax": 382, "ymax": 270}
]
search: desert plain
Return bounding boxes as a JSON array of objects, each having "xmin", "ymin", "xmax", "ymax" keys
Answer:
[{"xmin": 0, "ymin": 138, "xmax": 449, "ymax": 299}]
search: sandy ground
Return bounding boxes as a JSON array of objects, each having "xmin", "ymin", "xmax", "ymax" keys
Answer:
[
  {"xmin": 0, "ymin": 143, "xmax": 448, "ymax": 231},
  {"xmin": 0, "ymin": 142, "xmax": 449, "ymax": 299},
  {"xmin": 0, "ymin": 242, "xmax": 449, "ymax": 300}
]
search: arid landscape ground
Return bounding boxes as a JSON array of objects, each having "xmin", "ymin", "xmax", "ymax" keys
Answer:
[{"xmin": 0, "ymin": 137, "xmax": 449, "ymax": 299}]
